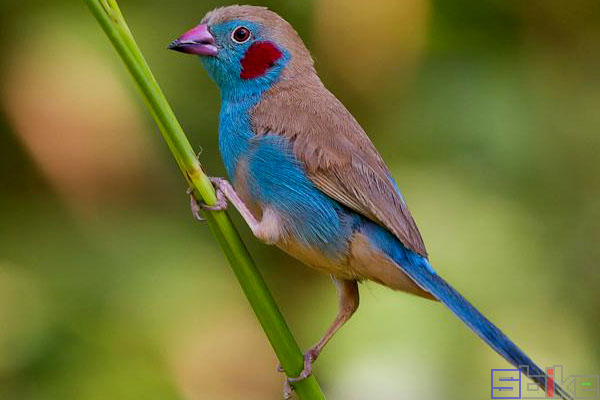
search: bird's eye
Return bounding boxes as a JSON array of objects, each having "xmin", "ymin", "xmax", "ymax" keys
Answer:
[{"xmin": 231, "ymin": 26, "xmax": 251, "ymax": 43}]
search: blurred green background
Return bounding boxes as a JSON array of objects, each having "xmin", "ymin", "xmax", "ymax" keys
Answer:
[{"xmin": 1, "ymin": 0, "xmax": 599, "ymax": 399}]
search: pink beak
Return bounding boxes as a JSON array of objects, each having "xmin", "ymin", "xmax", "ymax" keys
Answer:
[{"xmin": 168, "ymin": 24, "xmax": 218, "ymax": 56}]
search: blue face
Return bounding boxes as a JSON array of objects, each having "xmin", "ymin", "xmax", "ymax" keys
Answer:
[{"xmin": 201, "ymin": 20, "xmax": 290, "ymax": 98}]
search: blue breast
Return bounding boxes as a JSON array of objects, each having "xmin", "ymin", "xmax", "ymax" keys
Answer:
[
  {"xmin": 246, "ymin": 134, "xmax": 360, "ymax": 256},
  {"xmin": 218, "ymin": 94, "xmax": 258, "ymax": 181}
]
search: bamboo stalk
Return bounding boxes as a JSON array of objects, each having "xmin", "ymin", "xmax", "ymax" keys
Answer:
[{"xmin": 85, "ymin": 1, "xmax": 326, "ymax": 398}]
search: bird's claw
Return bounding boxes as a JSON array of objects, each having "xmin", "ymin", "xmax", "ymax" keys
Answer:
[
  {"xmin": 288, "ymin": 350, "xmax": 316, "ymax": 382},
  {"xmin": 283, "ymin": 379, "xmax": 294, "ymax": 399},
  {"xmin": 279, "ymin": 349, "xmax": 319, "ymax": 399},
  {"xmin": 187, "ymin": 178, "xmax": 228, "ymax": 222}
]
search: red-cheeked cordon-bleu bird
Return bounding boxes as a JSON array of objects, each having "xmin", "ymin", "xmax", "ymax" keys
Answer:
[{"xmin": 168, "ymin": 5, "xmax": 571, "ymax": 399}]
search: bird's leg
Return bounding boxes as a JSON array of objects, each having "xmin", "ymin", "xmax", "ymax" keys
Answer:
[
  {"xmin": 189, "ymin": 177, "xmax": 262, "ymax": 234},
  {"xmin": 291, "ymin": 278, "xmax": 359, "ymax": 379},
  {"xmin": 283, "ymin": 278, "xmax": 359, "ymax": 396}
]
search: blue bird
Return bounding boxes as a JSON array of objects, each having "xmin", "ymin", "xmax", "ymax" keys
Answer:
[{"xmin": 169, "ymin": 5, "xmax": 572, "ymax": 399}]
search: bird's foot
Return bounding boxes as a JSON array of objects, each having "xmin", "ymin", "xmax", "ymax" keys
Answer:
[
  {"xmin": 279, "ymin": 349, "xmax": 319, "ymax": 399},
  {"xmin": 287, "ymin": 349, "xmax": 317, "ymax": 382},
  {"xmin": 187, "ymin": 177, "xmax": 228, "ymax": 221}
]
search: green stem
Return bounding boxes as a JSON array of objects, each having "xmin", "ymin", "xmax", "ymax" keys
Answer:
[{"xmin": 85, "ymin": 1, "xmax": 326, "ymax": 399}]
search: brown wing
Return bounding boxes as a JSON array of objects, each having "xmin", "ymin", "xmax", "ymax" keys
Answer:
[{"xmin": 251, "ymin": 76, "xmax": 427, "ymax": 257}]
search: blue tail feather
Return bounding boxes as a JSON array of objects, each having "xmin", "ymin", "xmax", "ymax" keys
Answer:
[
  {"xmin": 415, "ymin": 267, "xmax": 571, "ymax": 399},
  {"xmin": 364, "ymin": 222, "xmax": 572, "ymax": 400}
]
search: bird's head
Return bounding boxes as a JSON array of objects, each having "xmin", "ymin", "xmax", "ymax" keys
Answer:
[{"xmin": 169, "ymin": 5, "xmax": 314, "ymax": 97}]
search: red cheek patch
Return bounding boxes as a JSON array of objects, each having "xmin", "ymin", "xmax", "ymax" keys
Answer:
[{"xmin": 240, "ymin": 41, "xmax": 283, "ymax": 80}]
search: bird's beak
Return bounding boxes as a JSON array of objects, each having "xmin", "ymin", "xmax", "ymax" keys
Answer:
[{"xmin": 168, "ymin": 24, "xmax": 218, "ymax": 56}]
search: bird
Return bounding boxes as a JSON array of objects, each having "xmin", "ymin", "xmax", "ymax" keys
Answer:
[{"xmin": 168, "ymin": 5, "xmax": 571, "ymax": 399}]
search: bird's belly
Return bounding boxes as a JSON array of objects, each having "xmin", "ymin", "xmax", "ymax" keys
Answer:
[
  {"xmin": 275, "ymin": 223, "xmax": 434, "ymax": 299},
  {"xmin": 236, "ymin": 184, "xmax": 355, "ymax": 277},
  {"xmin": 276, "ymin": 239, "xmax": 357, "ymax": 279}
]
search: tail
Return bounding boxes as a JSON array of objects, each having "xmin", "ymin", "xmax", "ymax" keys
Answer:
[{"xmin": 396, "ymin": 252, "xmax": 572, "ymax": 399}]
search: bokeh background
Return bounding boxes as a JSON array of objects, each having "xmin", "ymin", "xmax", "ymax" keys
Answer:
[{"xmin": 1, "ymin": 1, "xmax": 599, "ymax": 399}]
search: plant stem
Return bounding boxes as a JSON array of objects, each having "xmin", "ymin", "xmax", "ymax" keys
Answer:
[{"xmin": 85, "ymin": 1, "xmax": 326, "ymax": 398}]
